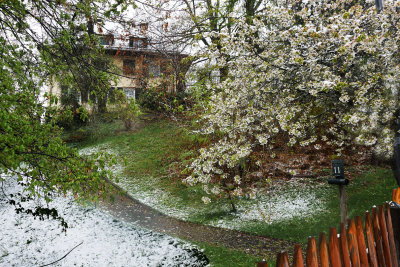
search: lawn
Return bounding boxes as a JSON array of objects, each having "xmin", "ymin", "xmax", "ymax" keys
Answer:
[{"xmin": 72, "ymin": 116, "xmax": 397, "ymax": 263}]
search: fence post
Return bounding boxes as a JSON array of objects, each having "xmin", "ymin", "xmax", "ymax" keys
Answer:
[
  {"xmin": 355, "ymin": 216, "xmax": 369, "ymax": 266},
  {"xmin": 306, "ymin": 237, "xmax": 318, "ymax": 267},
  {"xmin": 347, "ymin": 219, "xmax": 361, "ymax": 266},
  {"xmin": 318, "ymin": 232, "xmax": 329, "ymax": 267},
  {"xmin": 328, "ymin": 227, "xmax": 342, "ymax": 267},
  {"xmin": 372, "ymin": 207, "xmax": 386, "ymax": 266},
  {"xmin": 276, "ymin": 251, "xmax": 289, "ymax": 267},
  {"xmin": 385, "ymin": 203, "xmax": 399, "ymax": 267},
  {"xmin": 379, "ymin": 206, "xmax": 393, "ymax": 267},
  {"xmin": 293, "ymin": 244, "xmax": 304, "ymax": 267},
  {"xmin": 257, "ymin": 261, "xmax": 268, "ymax": 267},
  {"xmin": 365, "ymin": 211, "xmax": 379, "ymax": 267},
  {"xmin": 339, "ymin": 223, "xmax": 351, "ymax": 267},
  {"xmin": 388, "ymin": 202, "xmax": 400, "ymax": 264}
]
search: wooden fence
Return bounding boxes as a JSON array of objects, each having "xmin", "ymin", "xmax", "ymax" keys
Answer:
[
  {"xmin": 258, "ymin": 203, "xmax": 399, "ymax": 267},
  {"xmin": 393, "ymin": 188, "xmax": 400, "ymax": 204}
]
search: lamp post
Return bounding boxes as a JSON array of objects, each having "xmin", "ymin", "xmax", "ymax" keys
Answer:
[
  {"xmin": 375, "ymin": 0, "xmax": 383, "ymax": 12},
  {"xmin": 328, "ymin": 160, "xmax": 349, "ymax": 224}
]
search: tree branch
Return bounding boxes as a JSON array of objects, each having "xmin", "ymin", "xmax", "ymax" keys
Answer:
[{"xmin": 39, "ymin": 241, "xmax": 83, "ymax": 267}]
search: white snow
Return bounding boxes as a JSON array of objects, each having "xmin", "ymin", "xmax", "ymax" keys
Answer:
[
  {"xmin": 0, "ymin": 178, "xmax": 208, "ymax": 267},
  {"xmin": 209, "ymin": 189, "xmax": 325, "ymax": 230},
  {"xmin": 79, "ymin": 143, "xmax": 198, "ymax": 220},
  {"xmin": 78, "ymin": 144, "xmax": 326, "ymax": 230}
]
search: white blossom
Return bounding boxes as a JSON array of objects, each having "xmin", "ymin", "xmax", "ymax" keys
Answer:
[
  {"xmin": 234, "ymin": 175, "xmax": 241, "ymax": 185},
  {"xmin": 186, "ymin": 0, "xmax": 400, "ymax": 203},
  {"xmin": 201, "ymin": 197, "xmax": 211, "ymax": 204}
]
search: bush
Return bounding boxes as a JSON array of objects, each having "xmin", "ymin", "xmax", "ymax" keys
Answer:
[
  {"xmin": 138, "ymin": 86, "xmax": 186, "ymax": 115},
  {"xmin": 56, "ymin": 106, "xmax": 89, "ymax": 130},
  {"xmin": 110, "ymin": 89, "xmax": 142, "ymax": 130},
  {"xmin": 120, "ymin": 99, "xmax": 141, "ymax": 130}
]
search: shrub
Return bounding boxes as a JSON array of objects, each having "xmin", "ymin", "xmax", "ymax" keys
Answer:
[
  {"xmin": 111, "ymin": 89, "xmax": 141, "ymax": 130},
  {"xmin": 56, "ymin": 106, "xmax": 89, "ymax": 130},
  {"xmin": 138, "ymin": 85, "xmax": 186, "ymax": 115},
  {"xmin": 120, "ymin": 99, "xmax": 141, "ymax": 130}
]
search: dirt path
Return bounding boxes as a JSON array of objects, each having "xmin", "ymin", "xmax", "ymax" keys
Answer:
[{"xmin": 99, "ymin": 183, "xmax": 295, "ymax": 260}]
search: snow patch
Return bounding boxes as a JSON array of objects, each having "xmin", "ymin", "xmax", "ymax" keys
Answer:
[
  {"xmin": 0, "ymin": 178, "xmax": 209, "ymax": 267},
  {"xmin": 209, "ymin": 190, "xmax": 324, "ymax": 230},
  {"xmin": 78, "ymin": 144, "xmax": 326, "ymax": 231}
]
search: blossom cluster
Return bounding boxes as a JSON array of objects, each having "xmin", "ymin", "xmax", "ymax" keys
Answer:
[{"xmin": 186, "ymin": 0, "xmax": 400, "ymax": 203}]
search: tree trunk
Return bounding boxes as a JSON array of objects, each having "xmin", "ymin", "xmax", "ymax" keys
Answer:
[{"xmin": 228, "ymin": 192, "xmax": 237, "ymax": 213}]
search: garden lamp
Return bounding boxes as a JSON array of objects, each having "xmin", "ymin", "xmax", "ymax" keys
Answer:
[
  {"xmin": 328, "ymin": 159, "xmax": 348, "ymax": 223},
  {"xmin": 376, "ymin": 0, "xmax": 383, "ymax": 12},
  {"xmin": 328, "ymin": 160, "xmax": 349, "ymax": 186}
]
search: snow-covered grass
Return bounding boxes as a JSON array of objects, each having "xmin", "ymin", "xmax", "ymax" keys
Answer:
[
  {"xmin": 74, "ymin": 120, "xmax": 396, "ymax": 243},
  {"xmin": 77, "ymin": 143, "xmax": 328, "ymax": 230},
  {"xmin": 79, "ymin": 142, "xmax": 202, "ymax": 220},
  {"xmin": 0, "ymin": 178, "xmax": 209, "ymax": 267},
  {"xmin": 208, "ymin": 181, "xmax": 326, "ymax": 229}
]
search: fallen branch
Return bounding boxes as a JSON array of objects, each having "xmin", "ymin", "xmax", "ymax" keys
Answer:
[{"xmin": 39, "ymin": 241, "xmax": 83, "ymax": 267}]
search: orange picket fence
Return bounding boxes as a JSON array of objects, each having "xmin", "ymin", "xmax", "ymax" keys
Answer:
[
  {"xmin": 258, "ymin": 203, "xmax": 399, "ymax": 267},
  {"xmin": 393, "ymin": 188, "xmax": 400, "ymax": 204}
]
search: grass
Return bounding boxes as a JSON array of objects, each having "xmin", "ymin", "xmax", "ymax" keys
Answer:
[
  {"xmin": 70, "ymin": 116, "xmax": 398, "ymax": 246},
  {"xmin": 63, "ymin": 116, "xmax": 125, "ymax": 147},
  {"xmin": 193, "ymin": 242, "xmax": 268, "ymax": 267},
  {"xmin": 237, "ymin": 167, "xmax": 396, "ymax": 243},
  {"xmin": 73, "ymin": 117, "xmax": 210, "ymax": 216}
]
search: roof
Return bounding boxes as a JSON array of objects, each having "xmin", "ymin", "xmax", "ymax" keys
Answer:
[{"xmin": 103, "ymin": 43, "xmax": 188, "ymax": 58}]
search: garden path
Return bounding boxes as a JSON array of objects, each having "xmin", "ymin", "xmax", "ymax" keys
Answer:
[{"xmin": 99, "ymin": 182, "xmax": 295, "ymax": 260}]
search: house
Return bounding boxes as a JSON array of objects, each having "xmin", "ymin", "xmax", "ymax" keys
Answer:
[
  {"xmin": 48, "ymin": 22, "xmax": 190, "ymax": 110},
  {"xmin": 99, "ymin": 32, "xmax": 189, "ymax": 101}
]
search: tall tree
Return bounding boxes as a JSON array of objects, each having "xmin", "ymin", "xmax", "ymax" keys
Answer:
[
  {"xmin": 126, "ymin": 0, "xmax": 264, "ymax": 83},
  {"xmin": 0, "ymin": 0, "xmax": 117, "ymax": 221},
  {"xmin": 178, "ymin": 0, "xmax": 264, "ymax": 81},
  {"xmin": 185, "ymin": 0, "xmax": 400, "ymax": 204}
]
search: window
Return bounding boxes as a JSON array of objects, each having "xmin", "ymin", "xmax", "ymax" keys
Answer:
[
  {"xmin": 129, "ymin": 37, "xmax": 148, "ymax": 49},
  {"xmin": 160, "ymin": 60, "xmax": 170, "ymax": 75},
  {"xmin": 122, "ymin": 87, "xmax": 141, "ymax": 99},
  {"xmin": 123, "ymin": 59, "xmax": 135, "ymax": 75},
  {"xmin": 148, "ymin": 60, "xmax": 160, "ymax": 77},
  {"xmin": 139, "ymin": 23, "xmax": 148, "ymax": 34},
  {"xmin": 98, "ymin": 34, "xmax": 114, "ymax": 46}
]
